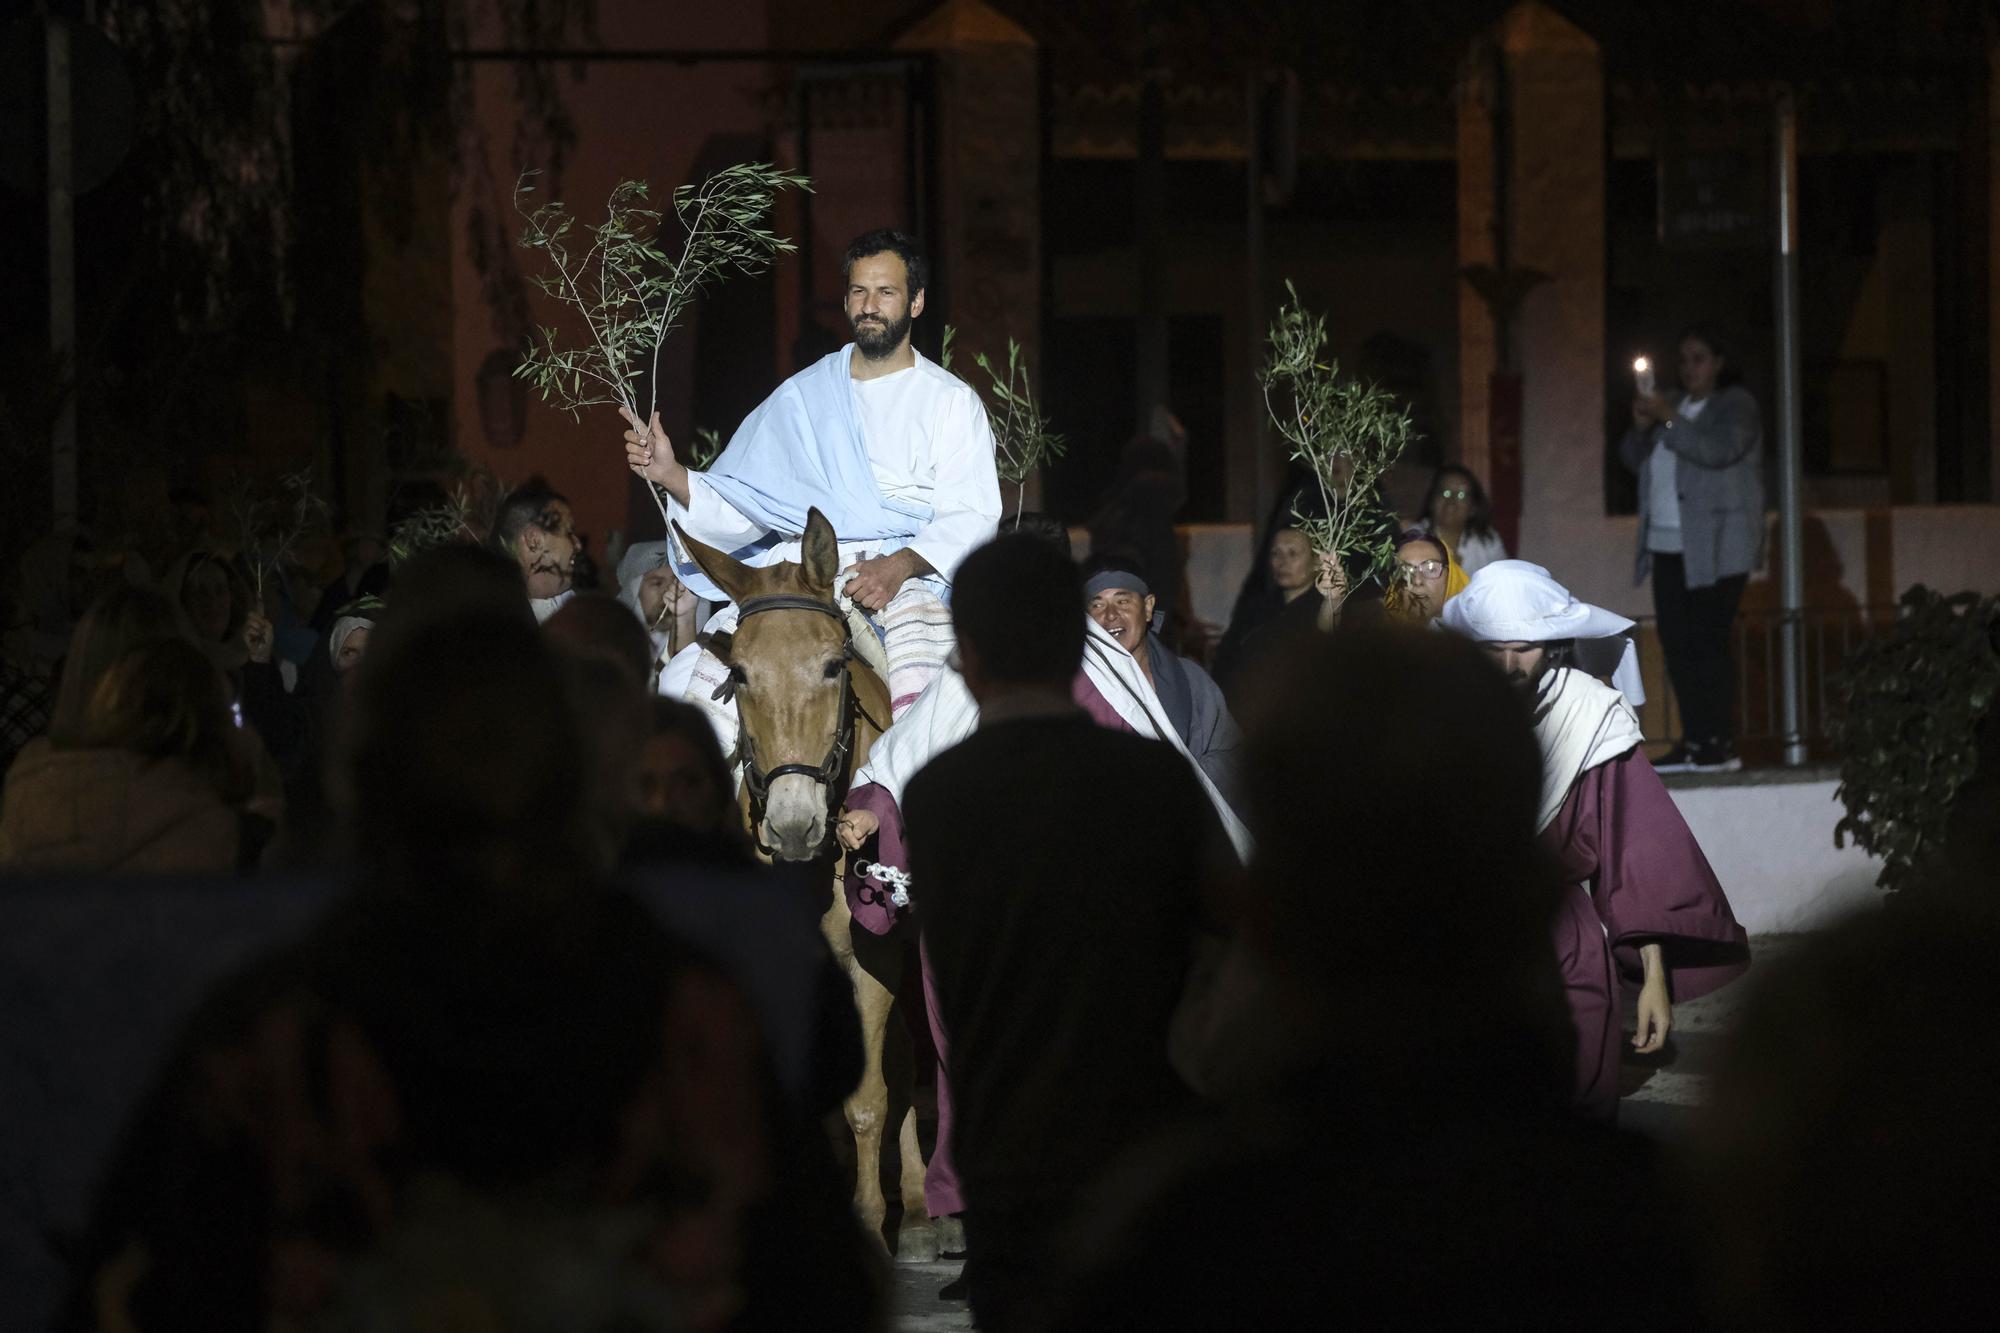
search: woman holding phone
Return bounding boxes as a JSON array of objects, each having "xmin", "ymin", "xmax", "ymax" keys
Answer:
[{"xmin": 1619, "ymin": 326, "xmax": 1765, "ymax": 774}]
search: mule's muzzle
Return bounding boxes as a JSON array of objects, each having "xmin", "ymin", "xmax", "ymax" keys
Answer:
[{"xmin": 762, "ymin": 773, "xmax": 829, "ymax": 862}]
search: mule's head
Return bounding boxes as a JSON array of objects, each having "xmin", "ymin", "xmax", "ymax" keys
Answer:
[{"xmin": 677, "ymin": 508, "xmax": 851, "ymax": 861}]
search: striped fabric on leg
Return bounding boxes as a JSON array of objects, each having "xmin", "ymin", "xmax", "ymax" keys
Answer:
[{"xmin": 879, "ymin": 581, "xmax": 953, "ymax": 719}]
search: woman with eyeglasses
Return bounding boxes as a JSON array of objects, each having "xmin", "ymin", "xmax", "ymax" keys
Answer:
[
  {"xmin": 1417, "ymin": 466, "xmax": 1508, "ymax": 578},
  {"xmin": 1382, "ymin": 530, "xmax": 1468, "ymax": 627}
]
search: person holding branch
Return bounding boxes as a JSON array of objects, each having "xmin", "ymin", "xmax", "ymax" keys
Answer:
[{"xmin": 623, "ymin": 229, "xmax": 1000, "ymax": 724}]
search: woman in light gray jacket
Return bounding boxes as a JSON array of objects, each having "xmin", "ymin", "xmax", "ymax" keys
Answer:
[{"xmin": 1618, "ymin": 327, "xmax": 1765, "ymax": 773}]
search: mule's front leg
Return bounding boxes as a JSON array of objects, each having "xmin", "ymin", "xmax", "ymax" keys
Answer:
[
  {"xmin": 842, "ymin": 1076, "xmax": 890, "ymax": 1248},
  {"xmin": 894, "ymin": 1103, "xmax": 939, "ymax": 1262}
]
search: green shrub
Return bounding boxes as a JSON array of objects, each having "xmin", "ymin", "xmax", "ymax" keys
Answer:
[{"xmin": 1832, "ymin": 586, "xmax": 2000, "ymax": 895}]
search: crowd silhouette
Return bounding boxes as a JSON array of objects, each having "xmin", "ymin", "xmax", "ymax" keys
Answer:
[{"xmin": 1, "ymin": 509, "xmax": 1995, "ymax": 1331}]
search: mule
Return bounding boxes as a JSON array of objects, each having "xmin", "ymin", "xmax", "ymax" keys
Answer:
[{"xmin": 675, "ymin": 508, "xmax": 944, "ymax": 1262}]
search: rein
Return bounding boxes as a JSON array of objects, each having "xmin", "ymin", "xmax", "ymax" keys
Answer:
[{"xmin": 715, "ymin": 592, "xmax": 880, "ymax": 854}]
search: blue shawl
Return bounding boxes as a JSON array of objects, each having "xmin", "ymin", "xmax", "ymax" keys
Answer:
[{"xmin": 670, "ymin": 345, "xmax": 933, "ymax": 601}]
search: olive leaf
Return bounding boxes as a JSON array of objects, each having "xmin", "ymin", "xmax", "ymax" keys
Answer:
[
  {"xmin": 225, "ymin": 467, "xmax": 330, "ymax": 606},
  {"xmin": 1259, "ymin": 280, "xmax": 1414, "ymax": 585},
  {"xmin": 945, "ymin": 325, "xmax": 1064, "ymax": 521},
  {"xmin": 512, "ymin": 164, "xmax": 811, "ymax": 533}
]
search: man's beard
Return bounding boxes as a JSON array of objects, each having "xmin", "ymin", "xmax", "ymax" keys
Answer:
[
  {"xmin": 851, "ymin": 308, "xmax": 912, "ymax": 359},
  {"xmin": 1506, "ymin": 657, "xmax": 1549, "ymax": 698}
]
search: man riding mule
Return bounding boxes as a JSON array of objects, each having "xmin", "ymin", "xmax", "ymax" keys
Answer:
[
  {"xmin": 674, "ymin": 506, "xmax": 948, "ymax": 1262},
  {"xmin": 623, "ymin": 228, "xmax": 1001, "ymax": 744}
]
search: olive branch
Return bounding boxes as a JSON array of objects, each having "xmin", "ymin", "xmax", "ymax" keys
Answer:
[
  {"xmin": 512, "ymin": 164, "xmax": 811, "ymax": 533},
  {"xmin": 225, "ymin": 468, "xmax": 330, "ymax": 607},
  {"xmin": 387, "ymin": 487, "xmax": 478, "ymax": 566},
  {"xmin": 386, "ymin": 467, "xmax": 507, "ymax": 566},
  {"xmin": 1259, "ymin": 281, "xmax": 1414, "ymax": 586},
  {"xmin": 943, "ymin": 325, "xmax": 1065, "ymax": 521},
  {"xmin": 689, "ymin": 427, "xmax": 724, "ymax": 470}
]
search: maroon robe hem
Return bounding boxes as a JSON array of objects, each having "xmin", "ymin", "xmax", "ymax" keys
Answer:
[{"xmin": 1540, "ymin": 749, "xmax": 1751, "ymax": 1118}]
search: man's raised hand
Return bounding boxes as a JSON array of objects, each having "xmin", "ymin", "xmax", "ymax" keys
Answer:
[
  {"xmin": 621, "ymin": 407, "xmax": 690, "ymax": 505},
  {"xmin": 242, "ymin": 611, "xmax": 275, "ymax": 666}
]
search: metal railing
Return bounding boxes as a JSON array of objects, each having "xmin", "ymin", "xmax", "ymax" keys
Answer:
[{"xmin": 1627, "ymin": 604, "xmax": 1898, "ymax": 764}]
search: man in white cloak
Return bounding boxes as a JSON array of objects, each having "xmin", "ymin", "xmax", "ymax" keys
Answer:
[{"xmin": 623, "ymin": 229, "xmax": 1000, "ymax": 734}]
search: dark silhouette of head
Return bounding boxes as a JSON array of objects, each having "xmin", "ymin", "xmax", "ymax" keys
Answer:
[
  {"xmin": 998, "ymin": 510, "xmax": 1073, "ymax": 552},
  {"xmin": 371, "ymin": 545, "xmax": 531, "ymax": 660},
  {"xmin": 49, "ymin": 583, "xmax": 182, "ymax": 747},
  {"xmin": 951, "ymin": 534, "xmax": 1085, "ymax": 695},
  {"xmin": 83, "ymin": 637, "xmax": 247, "ymax": 800},
  {"xmin": 337, "ymin": 607, "xmax": 588, "ymax": 885},
  {"xmin": 1237, "ymin": 624, "xmax": 1569, "ymax": 1107},
  {"xmin": 1693, "ymin": 897, "xmax": 2000, "ymax": 1331},
  {"xmin": 545, "ymin": 592, "xmax": 654, "ymax": 688}
]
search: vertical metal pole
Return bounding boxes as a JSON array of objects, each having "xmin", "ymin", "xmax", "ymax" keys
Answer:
[
  {"xmin": 1133, "ymin": 10, "xmax": 1167, "ymax": 438},
  {"xmin": 1244, "ymin": 72, "xmax": 1270, "ymax": 526},
  {"xmin": 48, "ymin": 15, "xmax": 77, "ymax": 531},
  {"xmin": 1773, "ymin": 89, "xmax": 1809, "ymax": 766}
]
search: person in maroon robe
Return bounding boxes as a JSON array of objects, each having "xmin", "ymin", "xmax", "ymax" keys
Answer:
[{"xmin": 1443, "ymin": 559, "xmax": 1751, "ymax": 1118}]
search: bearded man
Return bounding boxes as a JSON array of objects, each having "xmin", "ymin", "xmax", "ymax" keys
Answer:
[
  {"xmin": 1441, "ymin": 560, "xmax": 1749, "ymax": 1119},
  {"xmin": 624, "ymin": 229, "xmax": 1001, "ymax": 724}
]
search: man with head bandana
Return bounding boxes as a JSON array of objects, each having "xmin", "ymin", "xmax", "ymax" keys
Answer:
[
  {"xmin": 1082, "ymin": 558, "xmax": 1242, "ymax": 810},
  {"xmin": 1442, "ymin": 560, "xmax": 1750, "ymax": 1119}
]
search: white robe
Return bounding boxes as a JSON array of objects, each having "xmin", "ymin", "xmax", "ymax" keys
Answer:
[
  {"xmin": 528, "ymin": 589, "xmax": 575, "ymax": 625},
  {"xmin": 669, "ymin": 347, "xmax": 1002, "ymax": 582},
  {"xmin": 853, "ymin": 619, "xmax": 1255, "ymax": 862},
  {"xmin": 1533, "ymin": 667, "xmax": 1647, "ymax": 834}
]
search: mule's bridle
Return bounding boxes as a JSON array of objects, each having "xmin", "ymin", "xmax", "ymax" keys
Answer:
[{"xmin": 713, "ymin": 593, "xmax": 875, "ymax": 852}]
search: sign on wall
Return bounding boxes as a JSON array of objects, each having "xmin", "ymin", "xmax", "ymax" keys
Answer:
[{"xmin": 1656, "ymin": 117, "xmax": 1768, "ymax": 250}]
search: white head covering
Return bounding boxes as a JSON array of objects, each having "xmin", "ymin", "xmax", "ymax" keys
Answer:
[
  {"xmin": 329, "ymin": 615, "xmax": 374, "ymax": 669},
  {"xmin": 1440, "ymin": 560, "xmax": 1645, "ymax": 706}
]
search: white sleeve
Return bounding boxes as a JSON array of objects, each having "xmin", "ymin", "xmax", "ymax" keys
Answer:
[
  {"xmin": 670, "ymin": 474, "xmax": 766, "ymax": 553},
  {"xmin": 851, "ymin": 667, "xmax": 978, "ymax": 804},
  {"xmin": 905, "ymin": 384, "xmax": 1003, "ymax": 582}
]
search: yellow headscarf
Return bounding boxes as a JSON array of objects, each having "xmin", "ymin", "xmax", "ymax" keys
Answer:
[{"xmin": 1383, "ymin": 530, "xmax": 1467, "ymax": 624}]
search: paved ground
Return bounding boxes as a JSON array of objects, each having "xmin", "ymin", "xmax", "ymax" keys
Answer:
[
  {"xmin": 885, "ymin": 935, "xmax": 1798, "ymax": 1331},
  {"xmin": 891, "ymin": 1261, "xmax": 974, "ymax": 1333}
]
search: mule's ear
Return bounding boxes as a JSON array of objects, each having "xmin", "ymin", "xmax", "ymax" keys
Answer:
[
  {"xmin": 674, "ymin": 522, "xmax": 750, "ymax": 605},
  {"xmin": 801, "ymin": 507, "xmax": 839, "ymax": 592}
]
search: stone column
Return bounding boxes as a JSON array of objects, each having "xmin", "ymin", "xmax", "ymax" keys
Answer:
[
  {"xmin": 1987, "ymin": 39, "xmax": 2000, "ymax": 501},
  {"xmin": 1502, "ymin": 2, "xmax": 1605, "ymax": 564},
  {"xmin": 1456, "ymin": 41, "xmax": 1499, "ymax": 484},
  {"xmin": 895, "ymin": 0, "xmax": 1043, "ymax": 507}
]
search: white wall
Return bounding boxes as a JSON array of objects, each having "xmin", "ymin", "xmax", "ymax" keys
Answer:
[
  {"xmin": 1179, "ymin": 504, "xmax": 2000, "ymax": 633},
  {"xmin": 1669, "ymin": 779, "xmax": 1884, "ymax": 935}
]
